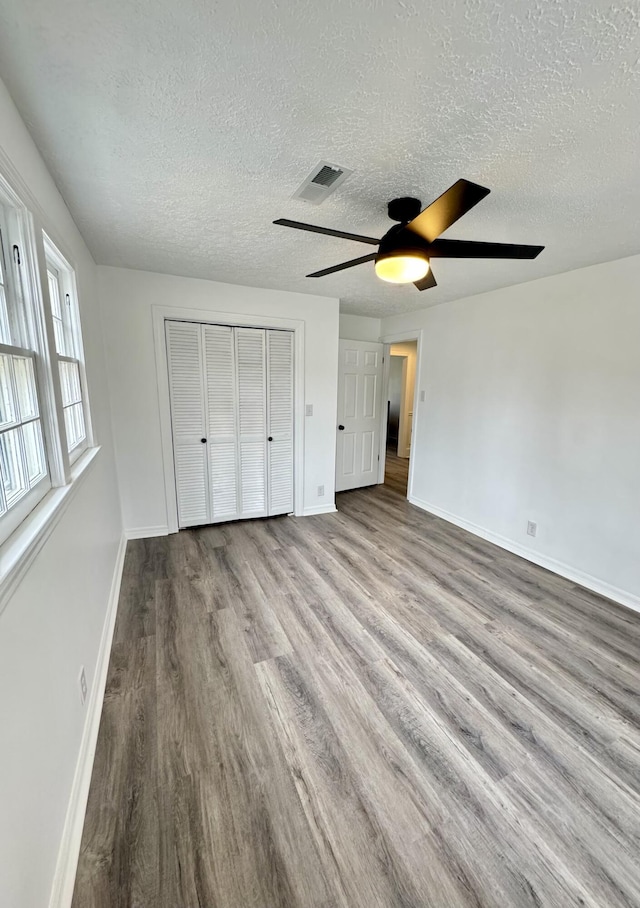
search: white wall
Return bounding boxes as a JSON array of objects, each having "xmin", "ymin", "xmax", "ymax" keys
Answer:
[
  {"xmin": 339, "ymin": 312, "xmax": 381, "ymax": 342},
  {"xmin": 0, "ymin": 80, "xmax": 122, "ymax": 907},
  {"xmin": 99, "ymin": 267, "xmax": 340, "ymax": 533},
  {"xmin": 382, "ymin": 254, "xmax": 640, "ymax": 607}
]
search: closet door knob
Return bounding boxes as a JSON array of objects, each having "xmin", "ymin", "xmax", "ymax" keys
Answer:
[
  {"xmin": 338, "ymin": 425, "xmax": 345, "ymax": 430},
  {"xmin": 201, "ymin": 438, "xmax": 207, "ymax": 443},
  {"xmin": 268, "ymin": 436, "xmax": 273, "ymax": 442}
]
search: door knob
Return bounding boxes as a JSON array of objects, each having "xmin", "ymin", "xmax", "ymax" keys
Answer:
[
  {"xmin": 201, "ymin": 438, "xmax": 207, "ymax": 443},
  {"xmin": 268, "ymin": 436, "xmax": 273, "ymax": 441},
  {"xmin": 338, "ymin": 425, "xmax": 345, "ymax": 430}
]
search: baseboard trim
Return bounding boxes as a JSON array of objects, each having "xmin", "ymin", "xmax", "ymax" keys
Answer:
[
  {"xmin": 48, "ymin": 532, "xmax": 127, "ymax": 908},
  {"xmin": 302, "ymin": 504, "xmax": 338, "ymax": 517},
  {"xmin": 124, "ymin": 524, "xmax": 169, "ymax": 539},
  {"xmin": 408, "ymin": 495, "xmax": 640, "ymax": 615}
]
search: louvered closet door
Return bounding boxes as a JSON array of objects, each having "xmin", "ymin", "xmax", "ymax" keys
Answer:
[
  {"xmin": 165, "ymin": 321, "xmax": 209, "ymax": 527},
  {"xmin": 267, "ymin": 330, "xmax": 294, "ymax": 515},
  {"xmin": 235, "ymin": 327, "xmax": 268, "ymax": 518},
  {"xmin": 203, "ymin": 324, "xmax": 240, "ymax": 522}
]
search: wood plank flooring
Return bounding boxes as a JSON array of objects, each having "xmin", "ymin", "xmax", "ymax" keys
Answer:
[
  {"xmin": 384, "ymin": 448, "xmax": 409, "ymax": 495},
  {"xmin": 73, "ymin": 483, "xmax": 640, "ymax": 907}
]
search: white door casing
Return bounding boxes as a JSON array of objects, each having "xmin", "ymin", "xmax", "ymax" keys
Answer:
[
  {"xmin": 154, "ymin": 306, "xmax": 305, "ymax": 534},
  {"xmin": 336, "ymin": 338, "xmax": 383, "ymax": 492}
]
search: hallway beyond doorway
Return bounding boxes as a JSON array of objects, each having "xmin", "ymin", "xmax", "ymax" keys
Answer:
[
  {"xmin": 384, "ymin": 448, "xmax": 409, "ymax": 496},
  {"xmin": 383, "ymin": 338, "xmax": 417, "ymax": 500}
]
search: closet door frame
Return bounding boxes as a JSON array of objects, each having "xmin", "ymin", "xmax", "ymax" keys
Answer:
[{"xmin": 153, "ymin": 305, "xmax": 304, "ymax": 534}]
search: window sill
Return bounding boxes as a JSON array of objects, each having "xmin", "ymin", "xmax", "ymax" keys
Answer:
[
  {"xmin": 0, "ymin": 445, "xmax": 101, "ymax": 616},
  {"xmin": 68, "ymin": 436, "xmax": 88, "ymax": 466}
]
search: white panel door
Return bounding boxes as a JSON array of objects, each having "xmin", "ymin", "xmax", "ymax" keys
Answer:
[
  {"xmin": 165, "ymin": 320, "xmax": 210, "ymax": 527},
  {"xmin": 267, "ymin": 329, "xmax": 294, "ymax": 515},
  {"xmin": 203, "ymin": 324, "xmax": 240, "ymax": 522},
  {"xmin": 235, "ymin": 327, "xmax": 268, "ymax": 518},
  {"xmin": 336, "ymin": 339, "xmax": 383, "ymax": 492}
]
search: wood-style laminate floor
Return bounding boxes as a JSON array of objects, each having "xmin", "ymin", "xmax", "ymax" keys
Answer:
[
  {"xmin": 384, "ymin": 448, "xmax": 409, "ymax": 496},
  {"xmin": 73, "ymin": 483, "xmax": 640, "ymax": 908}
]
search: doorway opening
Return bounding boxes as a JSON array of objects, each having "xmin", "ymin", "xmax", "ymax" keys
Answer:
[{"xmin": 384, "ymin": 340, "xmax": 417, "ymax": 498}]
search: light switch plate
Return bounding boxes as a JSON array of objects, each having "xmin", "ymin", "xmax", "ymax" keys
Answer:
[{"xmin": 305, "ymin": 404, "xmax": 313, "ymax": 416}]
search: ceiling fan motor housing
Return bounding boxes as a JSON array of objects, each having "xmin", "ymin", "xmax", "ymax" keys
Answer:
[
  {"xmin": 387, "ymin": 196, "xmax": 422, "ymax": 223},
  {"xmin": 376, "ymin": 222, "xmax": 429, "ymax": 264}
]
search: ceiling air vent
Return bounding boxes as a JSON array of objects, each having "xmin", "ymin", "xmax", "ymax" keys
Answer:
[{"xmin": 291, "ymin": 160, "xmax": 353, "ymax": 205}]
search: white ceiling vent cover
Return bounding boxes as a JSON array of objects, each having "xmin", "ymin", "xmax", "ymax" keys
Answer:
[{"xmin": 291, "ymin": 161, "xmax": 353, "ymax": 205}]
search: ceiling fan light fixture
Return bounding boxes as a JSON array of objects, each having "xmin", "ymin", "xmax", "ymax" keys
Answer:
[
  {"xmin": 274, "ymin": 179, "xmax": 544, "ymax": 291},
  {"xmin": 375, "ymin": 253, "xmax": 430, "ymax": 284}
]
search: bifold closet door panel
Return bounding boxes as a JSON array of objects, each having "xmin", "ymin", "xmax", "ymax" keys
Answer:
[
  {"xmin": 165, "ymin": 321, "xmax": 209, "ymax": 527},
  {"xmin": 267, "ymin": 330, "xmax": 294, "ymax": 515},
  {"xmin": 235, "ymin": 327, "xmax": 268, "ymax": 518},
  {"xmin": 203, "ymin": 324, "xmax": 240, "ymax": 522}
]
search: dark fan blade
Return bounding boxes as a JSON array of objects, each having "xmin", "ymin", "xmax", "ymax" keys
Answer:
[
  {"xmin": 414, "ymin": 268, "xmax": 437, "ymax": 291},
  {"xmin": 273, "ymin": 218, "xmax": 380, "ymax": 246},
  {"xmin": 428, "ymin": 239, "xmax": 544, "ymax": 259},
  {"xmin": 307, "ymin": 253, "xmax": 377, "ymax": 278},
  {"xmin": 405, "ymin": 179, "xmax": 490, "ymax": 244}
]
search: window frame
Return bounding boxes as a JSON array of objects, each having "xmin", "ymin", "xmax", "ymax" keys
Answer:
[
  {"xmin": 0, "ymin": 159, "xmax": 99, "ymax": 565},
  {"xmin": 0, "ymin": 154, "xmax": 103, "ymax": 611},
  {"xmin": 46, "ymin": 261, "xmax": 70, "ymax": 357},
  {"xmin": 0, "ymin": 182, "xmax": 58, "ymax": 546},
  {"xmin": 0, "ymin": 340, "xmax": 50, "ymax": 544},
  {"xmin": 43, "ymin": 232, "xmax": 92, "ymax": 465}
]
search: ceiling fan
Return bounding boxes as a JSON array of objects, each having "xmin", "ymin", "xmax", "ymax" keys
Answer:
[{"xmin": 274, "ymin": 179, "xmax": 544, "ymax": 291}]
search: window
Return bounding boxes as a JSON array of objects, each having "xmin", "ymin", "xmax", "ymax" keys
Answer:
[
  {"xmin": 44, "ymin": 236, "xmax": 89, "ymax": 462},
  {"xmin": 0, "ymin": 351, "xmax": 47, "ymax": 496},
  {"xmin": 0, "ymin": 196, "xmax": 50, "ymax": 544},
  {"xmin": 0, "ymin": 170, "xmax": 94, "ymax": 552},
  {"xmin": 47, "ymin": 265, "xmax": 67, "ymax": 354}
]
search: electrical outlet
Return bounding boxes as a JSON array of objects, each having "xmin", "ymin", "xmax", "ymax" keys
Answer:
[
  {"xmin": 527, "ymin": 521, "xmax": 537, "ymax": 538},
  {"xmin": 79, "ymin": 666, "xmax": 87, "ymax": 705},
  {"xmin": 305, "ymin": 403, "xmax": 313, "ymax": 416},
  {"xmin": 420, "ymin": 390, "xmax": 426, "ymax": 402},
  {"xmin": 317, "ymin": 484, "xmax": 324, "ymax": 497}
]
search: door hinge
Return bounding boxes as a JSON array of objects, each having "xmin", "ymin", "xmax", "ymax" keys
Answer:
[{"xmin": 12, "ymin": 245, "xmax": 21, "ymax": 265}]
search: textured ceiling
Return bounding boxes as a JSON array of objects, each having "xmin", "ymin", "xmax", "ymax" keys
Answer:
[{"xmin": 0, "ymin": 0, "xmax": 638, "ymax": 316}]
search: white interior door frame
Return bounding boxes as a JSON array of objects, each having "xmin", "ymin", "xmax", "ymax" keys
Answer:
[
  {"xmin": 153, "ymin": 304, "xmax": 305, "ymax": 533},
  {"xmin": 378, "ymin": 328, "xmax": 423, "ymax": 500}
]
